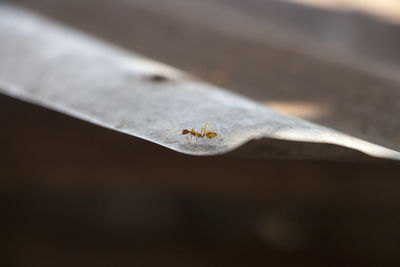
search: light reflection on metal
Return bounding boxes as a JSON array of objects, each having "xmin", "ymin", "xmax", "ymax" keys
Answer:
[
  {"xmin": 284, "ymin": 0, "xmax": 400, "ymax": 24},
  {"xmin": 263, "ymin": 101, "xmax": 331, "ymax": 120},
  {"xmin": 0, "ymin": 3, "xmax": 399, "ymax": 161}
]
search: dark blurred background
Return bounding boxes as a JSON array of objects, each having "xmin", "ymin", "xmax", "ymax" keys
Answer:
[{"xmin": 2, "ymin": 0, "xmax": 400, "ymax": 266}]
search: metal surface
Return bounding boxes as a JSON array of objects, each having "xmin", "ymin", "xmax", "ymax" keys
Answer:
[{"xmin": 1, "ymin": 3, "xmax": 399, "ymax": 160}]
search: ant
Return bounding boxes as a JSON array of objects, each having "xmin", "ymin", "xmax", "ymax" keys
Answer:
[{"xmin": 163, "ymin": 122, "xmax": 224, "ymax": 146}]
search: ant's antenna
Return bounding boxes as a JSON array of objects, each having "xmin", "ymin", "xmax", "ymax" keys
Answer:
[{"xmin": 162, "ymin": 125, "xmax": 182, "ymax": 140}]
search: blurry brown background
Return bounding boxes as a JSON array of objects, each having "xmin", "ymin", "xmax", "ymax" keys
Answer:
[{"xmin": 2, "ymin": 0, "xmax": 400, "ymax": 266}]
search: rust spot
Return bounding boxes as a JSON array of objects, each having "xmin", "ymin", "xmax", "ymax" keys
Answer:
[{"xmin": 148, "ymin": 74, "xmax": 169, "ymax": 83}]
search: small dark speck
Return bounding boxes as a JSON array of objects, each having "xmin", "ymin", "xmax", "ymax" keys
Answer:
[{"xmin": 148, "ymin": 74, "xmax": 169, "ymax": 83}]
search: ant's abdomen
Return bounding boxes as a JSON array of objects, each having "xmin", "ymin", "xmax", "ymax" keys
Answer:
[{"xmin": 206, "ymin": 132, "xmax": 217, "ymax": 138}]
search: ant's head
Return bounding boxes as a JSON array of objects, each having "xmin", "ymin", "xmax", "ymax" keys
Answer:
[
  {"xmin": 206, "ymin": 131, "xmax": 217, "ymax": 138},
  {"xmin": 181, "ymin": 129, "xmax": 190, "ymax": 135}
]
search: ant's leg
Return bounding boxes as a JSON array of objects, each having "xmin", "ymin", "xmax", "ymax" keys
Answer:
[
  {"xmin": 205, "ymin": 122, "xmax": 214, "ymax": 132},
  {"xmin": 215, "ymin": 136, "xmax": 226, "ymax": 146},
  {"xmin": 203, "ymin": 122, "xmax": 210, "ymax": 135}
]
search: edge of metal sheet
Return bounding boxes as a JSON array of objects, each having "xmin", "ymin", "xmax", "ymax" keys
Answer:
[{"xmin": 0, "ymin": 3, "xmax": 399, "ymax": 161}]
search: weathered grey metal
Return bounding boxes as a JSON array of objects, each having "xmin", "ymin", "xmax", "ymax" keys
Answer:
[{"xmin": 1, "ymin": 3, "xmax": 399, "ymax": 160}]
